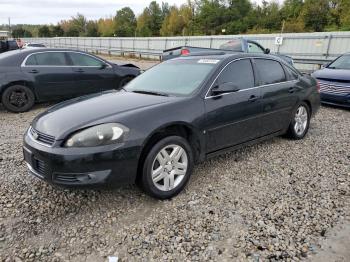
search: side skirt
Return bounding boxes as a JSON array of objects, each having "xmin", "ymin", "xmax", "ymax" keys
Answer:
[{"xmin": 205, "ymin": 130, "xmax": 286, "ymax": 160}]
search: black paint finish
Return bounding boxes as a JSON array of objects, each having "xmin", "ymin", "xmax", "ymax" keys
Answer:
[
  {"xmin": 23, "ymin": 53, "xmax": 320, "ymax": 187},
  {"xmin": 0, "ymin": 48, "xmax": 140, "ymax": 104}
]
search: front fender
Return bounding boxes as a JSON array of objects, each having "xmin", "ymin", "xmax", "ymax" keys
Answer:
[{"xmin": 114, "ymin": 65, "xmax": 141, "ymax": 78}]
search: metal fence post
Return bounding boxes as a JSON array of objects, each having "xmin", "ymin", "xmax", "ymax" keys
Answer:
[
  {"xmin": 325, "ymin": 34, "xmax": 333, "ymax": 59},
  {"xmin": 164, "ymin": 38, "xmax": 168, "ymax": 50}
]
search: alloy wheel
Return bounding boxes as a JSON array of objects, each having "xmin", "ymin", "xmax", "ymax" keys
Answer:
[
  {"xmin": 151, "ymin": 144, "xmax": 188, "ymax": 192},
  {"xmin": 294, "ymin": 105, "xmax": 308, "ymax": 136}
]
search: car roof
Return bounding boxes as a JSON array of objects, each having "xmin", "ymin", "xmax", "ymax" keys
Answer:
[
  {"xmin": 3, "ymin": 48, "xmax": 89, "ymax": 56},
  {"xmin": 0, "ymin": 48, "xmax": 95, "ymax": 67},
  {"xmin": 171, "ymin": 52, "xmax": 285, "ymax": 63}
]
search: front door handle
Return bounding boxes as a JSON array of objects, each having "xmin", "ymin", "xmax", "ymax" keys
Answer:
[
  {"xmin": 28, "ymin": 69, "xmax": 39, "ymax": 74},
  {"xmin": 75, "ymin": 69, "xmax": 85, "ymax": 73},
  {"xmin": 248, "ymin": 95, "xmax": 259, "ymax": 102}
]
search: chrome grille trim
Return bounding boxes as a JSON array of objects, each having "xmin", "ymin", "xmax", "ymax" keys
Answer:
[
  {"xmin": 29, "ymin": 127, "xmax": 56, "ymax": 147},
  {"xmin": 318, "ymin": 81, "xmax": 350, "ymax": 96}
]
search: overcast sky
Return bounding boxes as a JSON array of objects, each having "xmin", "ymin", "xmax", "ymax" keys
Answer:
[{"xmin": 0, "ymin": 0, "xmax": 284, "ymax": 25}]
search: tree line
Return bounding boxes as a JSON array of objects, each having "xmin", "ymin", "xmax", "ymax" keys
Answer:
[{"xmin": 4, "ymin": 0, "xmax": 350, "ymax": 38}]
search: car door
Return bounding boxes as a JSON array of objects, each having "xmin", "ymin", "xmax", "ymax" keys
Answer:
[
  {"xmin": 67, "ymin": 52, "xmax": 116, "ymax": 94},
  {"xmin": 21, "ymin": 51, "xmax": 76, "ymax": 100},
  {"xmin": 204, "ymin": 58, "xmax": 262, "ymax": 153},
  {"xmin": 253, "ymin": 58, "xmax": 299, "ymax": 136}
]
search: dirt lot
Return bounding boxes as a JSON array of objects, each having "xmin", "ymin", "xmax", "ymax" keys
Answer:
[{"xmin": 0, "ymin": 58, "xmax": 349, "ymax": 261}]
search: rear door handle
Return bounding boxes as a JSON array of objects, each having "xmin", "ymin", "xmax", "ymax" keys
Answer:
[
  {"xmin": 248, "ymin": 95, "xmax": 259, "ymax": 102},
  {"xmin": 75, "ymin": 69, "xmax": 85, "ymax": 73},
  {"xmin": 28, "ymin": 69, "xmax": 39, "ymax": 74}
]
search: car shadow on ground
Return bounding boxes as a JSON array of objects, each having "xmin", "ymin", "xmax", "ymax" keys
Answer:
[{"xmin": 321, "ymin": 103, "xmax": 350, "ymax": 111}]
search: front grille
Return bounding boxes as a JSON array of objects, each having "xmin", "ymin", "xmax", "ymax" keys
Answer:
[
  {"xmin": 318, "ymin": 81, "xmax": 350, "ymax": 96},
  {"xmin": 30, "ymin": 127, "xmax": 56, "ymax": 146}
]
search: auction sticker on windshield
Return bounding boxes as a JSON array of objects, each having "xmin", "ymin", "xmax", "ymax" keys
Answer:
[{"xmin": 198, "ymin": 59, "xmax": 220, "ymax": 64}]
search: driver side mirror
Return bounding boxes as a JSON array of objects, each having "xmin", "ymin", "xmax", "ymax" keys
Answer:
[
  {"xmin": 211, "ymin": 82, "xmax": 240, "ymax": 96},
  {"xmin": 99, "ymin": 63, "xmax": 108, "ymax": 69},
  {"xmin": 264, "ymin": 48, "xmax": 270, "ymax": 54}
]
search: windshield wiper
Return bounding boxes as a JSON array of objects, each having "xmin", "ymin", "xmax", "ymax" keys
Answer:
[{"xmin": 131, "ymin": 90, "xmax": 169, "ymax": 97}]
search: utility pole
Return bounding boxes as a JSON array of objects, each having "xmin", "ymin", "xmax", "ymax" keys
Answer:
[{"xmin": 8, "ymin": 17, "xmax": 11, "ymax": 38}]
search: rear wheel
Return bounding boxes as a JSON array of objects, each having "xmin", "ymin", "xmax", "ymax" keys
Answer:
[
  {"xmin": 1, "ymin": 85, "xmax": 35, "ymax": 113},
  {"xmin": 286, "ymin": 102, "xmax": 310, "ymax": 140},
  {"xmin": 140, "ymin": 136, "xmax": 194, "ymax": 199}
]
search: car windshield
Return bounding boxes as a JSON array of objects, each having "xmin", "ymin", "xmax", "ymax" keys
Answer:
[
  {"xmin": 125, "ymin": 59, "xmax": 218, "ymax": 96},
  {"xmin": 328, "ymin": 55, "xmax": 350, "ymax": 70}
]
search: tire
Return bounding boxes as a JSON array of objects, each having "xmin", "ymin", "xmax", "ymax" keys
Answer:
[
  {"xmin": 118, "ymin": 76, "xmax": 134, "ymax": 90},
  {"xmin": 140, "ymin": 136, "xmax": 194, "ymax": 199},
  {"xmin": 286, "ymin": 102, "xmax": 311, "ymax": 140},
  {"xmin": 1, "ymin": 85, "xmax": 35, "ymax": 113}
]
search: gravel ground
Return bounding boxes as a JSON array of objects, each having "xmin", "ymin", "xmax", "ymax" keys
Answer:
[{"xmin": 0, "ymin": 103, "xmax": 349, "ymax": 262}]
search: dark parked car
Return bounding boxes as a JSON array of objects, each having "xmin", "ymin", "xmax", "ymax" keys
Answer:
[
  {"xmin": 312, "ymin": 53, "xmax": 350, "ymax": 108},
  {"xmin": 162, "ymin": 38, "xmax": 294, "ymax": 65},
  {"xmin": 23, "ymin": 43, "xmax": 46, "ymax": 48},
  {"xmin": 0, "ymin": 40, "xmax": 19, "ymax": 53},
  {"xmin": 0, "ymin": 48, "xmax": 140, "ymax": 112},
  {"xmin": 23, "ymin": 53, "xmax": 320, "ymax": 199}
]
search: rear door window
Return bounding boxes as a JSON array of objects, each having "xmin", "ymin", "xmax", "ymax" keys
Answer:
[
  {"xmin": 254, "ymin": 59, "xmax": 286, "ymax": 85},
  {"xmin": 68, "ymin": 52, "xmax": 104, "ymax": 67},
  {"xmin": 216, "ymin": 59, "xmax": 255, "ymax": 90},
  {"xmin": 27, "ymin": 52, "xmax": 68, "ymax": 66}
]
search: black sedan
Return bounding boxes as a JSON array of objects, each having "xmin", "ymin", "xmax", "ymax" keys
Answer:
[
  {"xmin": 23, "ymin": 53, "xmax": 320, "ymax": 199},
  {"xmin": 0, "ymin": 48, "xmax": 140, "ymax": 112}
]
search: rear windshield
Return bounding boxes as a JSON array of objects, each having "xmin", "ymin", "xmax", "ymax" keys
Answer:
[
  {"xmin": 328, "ymin": 55, "xmax": 350, "ymax": 70},
  {"xmin": 125, "ymin": 59, "xmax": 218, "ymax": 96},
  {"xmin": 219, "ymin": 40, "xmax": 243, "ymax": 52}
]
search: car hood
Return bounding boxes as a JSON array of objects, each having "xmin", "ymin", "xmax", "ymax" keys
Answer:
[
  {"xmin": 312, "ymin": 68, "xmax": 350, "ymax": 82},
  {"xmin": 32, "ymin": 91, "xmax": 175, "ymax": 139}
]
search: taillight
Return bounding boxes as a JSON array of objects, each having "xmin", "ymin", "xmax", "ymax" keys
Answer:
[
  {"xmin": 316, "ymin": 81, "xmax": 321, "ymax": 93},
  {"xmin": 181, "ymin": 49, "xmax": 190, "ymax": 56}
]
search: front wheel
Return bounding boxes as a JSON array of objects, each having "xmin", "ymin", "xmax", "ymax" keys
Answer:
[
  {"xmin": 286, "ymin": 102, "xmax": 310, "ymax": 140},
  {"xmin": 140, "ymin": 136, "xmax": 194, "ymax": 199}
]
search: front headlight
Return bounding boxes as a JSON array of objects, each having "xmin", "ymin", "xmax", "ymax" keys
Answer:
[{"xmin": 64, "ymin": 123, "xmax": 129, "ymax": 148}]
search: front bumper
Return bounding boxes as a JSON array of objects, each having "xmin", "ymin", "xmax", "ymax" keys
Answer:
[
  {"xmin": 321, "ymin": 93, "xmax": 350, "ymax": 108},
  {"xmin": 23, "ymin": 132, "xmax": 141, "ymax": 187}
]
